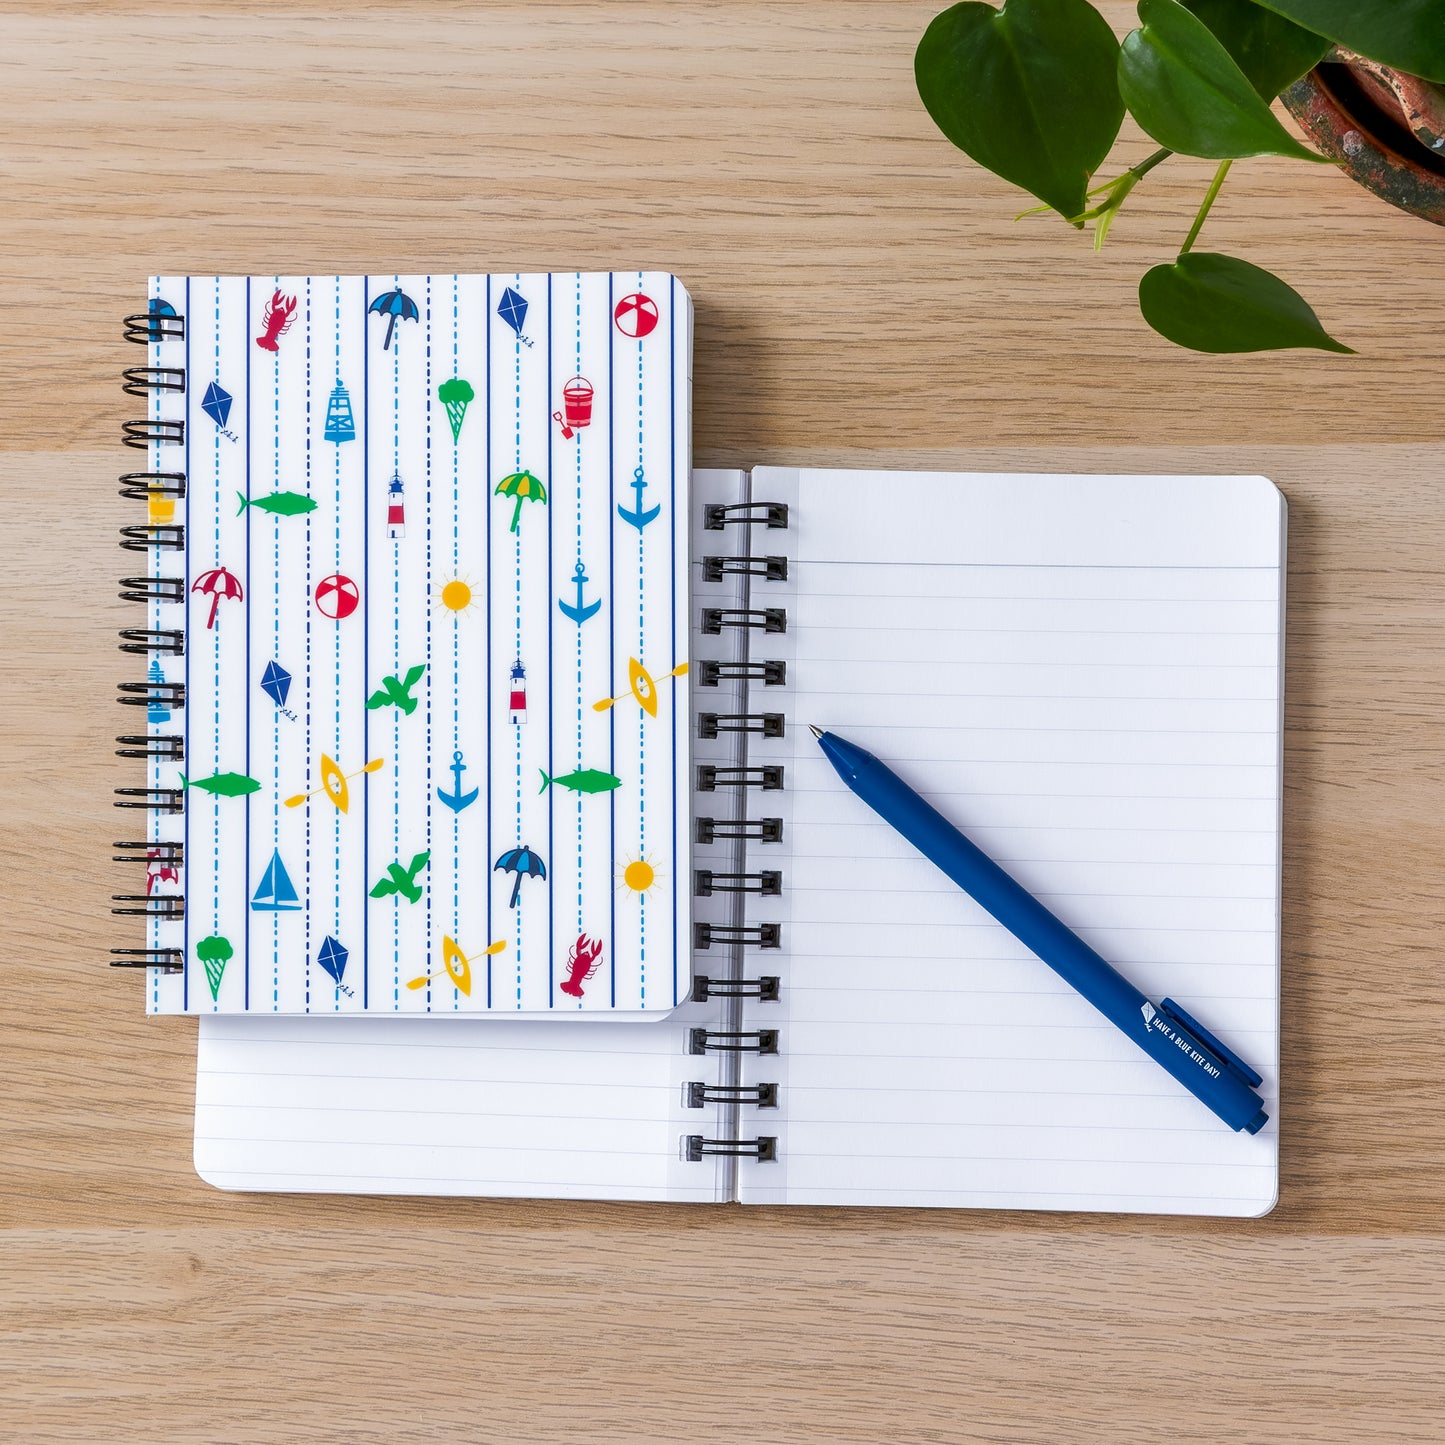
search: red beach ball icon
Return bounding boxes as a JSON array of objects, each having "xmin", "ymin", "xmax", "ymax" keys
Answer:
[
  {"xmin": 315, "ymin": 573, "xmax": 359, "ymax": 619},
  {"xmin": 613, "ymin": 292, "xmax": 658, "ymax": 338}
]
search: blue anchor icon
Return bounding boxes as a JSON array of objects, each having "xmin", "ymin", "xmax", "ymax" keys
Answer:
[
  {"xmin": 558, "ymin": 559, "xmax": 602, "ymax": 625},
  {"xmin": 437, "ymin": 749, "xmax": 479, "ymax": 813},
  {"xmin": 617, "ymin": 464, "xmax": 660, "ymax": 532}
]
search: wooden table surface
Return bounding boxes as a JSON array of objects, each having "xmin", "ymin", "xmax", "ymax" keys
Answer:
[{"xmin": 4, "ymin": 3, "xmax": 1444, "ymax": 1440}]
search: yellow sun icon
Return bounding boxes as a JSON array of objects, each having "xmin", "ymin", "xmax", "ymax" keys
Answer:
[
  {"xmin": 437, "ymin": 576, "xmax": 477, "ymax": 615},
  {"xmin": 619, "ymin": 854, "xmax": 662, "ymax": 896}
]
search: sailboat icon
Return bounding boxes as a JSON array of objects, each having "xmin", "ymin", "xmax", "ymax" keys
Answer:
[{"xmin": 251, "ymin": 848, "xmax": 302, "ymax": 912}]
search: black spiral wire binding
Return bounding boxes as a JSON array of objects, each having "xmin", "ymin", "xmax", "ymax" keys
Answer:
[
  {"xmin": 687, "ymin": 505, "xmax": 790, "ymax": 1170},
  {"xmin": 120, "ymin": 525, "xmax": 185, "ymax": 552},
  {"xmin": 122, "ymin": 367, "xmax": 186, "ymax": 396},
  {"xmin": 702, "ymin": 501, "xmax": 788, "ymax": 530},
  {"xmin": 114, "ymin": 304, "xmax": 187, "ymax": 970},
  {"xmin": 697, "ymin": 712, "xmax": 784, "ymax": 739},
  {"xmin": 113, "ymin": 841, "xmax": 184, "ymax": 864},
  {"xmin": 115, "ymin": 735, "xmax": 184, "ymax": 760},
  {"xmin": 691, "ymin": 973, "xmax": 780, "ymax": 1001},
  {"xmin": 694, "ymin": 816, "xmax": 783, "ymax": 844},
  {"xmin": 114, "ymin": 787, "xmax": 184, "ymax": 814},
  {"xmin": 689, "ymin": 1027, "xmax": 780, "ymax": 1055},
  {"xmin": 682, "ymin": 1135, "xmax": 778, "ymax": 1162},
  {"xmin": 118, "ymin": 629, "xmax": 185, "ymax": 655},
  {"xmin": 119, "ymin": 471, "xmax": 187, "ymax": 502},
  {"xmin": 119, "ymin": 576, "xmax": 185, "ymax": 604},
  {"xmin": 695, "ymin": 870, "xmax": 782, "ymax": 897},
  {"xmin": 111, "ymin": 895, "xmax": 185, "ymax": 919},
  {"xmin": 124, "ymin": 306, "xmax": 185, "ymax": 343},
  {"xmin": 109, "ymin": 948, "xmax": 185, "ymax": 973},
  {"xmin": 702, "ymin": 555, "xmax": 787, "ymax": 582},
  {"xmin": 696, "ymin": 764, "xmax": 783, "ymax": 792},
  {"xmin": 685, "ymin": 1081, "xmax": 779, "ymax": 1108},
  {"xmin": 694, "ymin": 922, "xmax": 781, "ymax": 949},
  {"xmin": 122, "ymin": 418, "xmax": 185, "ymax": 449},
  {"xmin": 117, "ymin": 681, "xmax": 186, "ymax": 708},
  {"xmin": 700, "ymin": 607, "xmax": 786, "ymax": 634},
  {"xmin": 695, "ymin": 658, "xmax": 785, "ymax": 687}
]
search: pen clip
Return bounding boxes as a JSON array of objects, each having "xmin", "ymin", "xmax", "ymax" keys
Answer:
[{"xmin": 1159, "ymin": 999, "xmax": 1263, "ymax": 1089}]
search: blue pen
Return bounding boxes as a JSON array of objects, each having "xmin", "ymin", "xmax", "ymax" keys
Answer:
[{"xmin": 811, "ymin": 727, "xmax": 1269, "ymax": 1135}]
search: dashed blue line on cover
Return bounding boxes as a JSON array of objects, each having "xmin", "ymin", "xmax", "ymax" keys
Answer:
[
  {"xmin": 636, "ymin": 269, "xmax": 646, "ymax": 1007},
  {"xmin": 211, "ymin": 279, "xmax": 223, "ymax": 1009},
  {"xmin": 392, "ymin": 272, "xmax": 401, "ymax": 1009},
  {"xmin": 449, "ymin": 275, "xmax": 461, "ymax": 1011},
  {"xmin": 339, "ymin": 280, "xmax": 351, "ymax": 1009},
  {"xmin": 575, "ymin": 275, "xmax": 584, "ymax": 951},
  {"xmin": 423, "ymin": 273, "xmax": 435, "ymax": 1010},
  {"xmin": 513, "ymin": 272, "xmax": 523, "ymax": 1009},
  {"xmin": 485, "ymin": 275, "xmax": 493, "ymax": 1009},
  {"xmin": 270, "ymin": 272, "xmax": 281, "ymax": 1011}
]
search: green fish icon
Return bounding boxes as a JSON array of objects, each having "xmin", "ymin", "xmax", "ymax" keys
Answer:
[
  {"xmin": 538, "ymin": 766, "xmax": 622, "ymax": 796},
  {"xmin": 237, "ymin": 490, "xmax": 318, "ymax": 517},
  {"xmin": 180, "ymin": 771, "xmax": 262, "ymax": 797}
]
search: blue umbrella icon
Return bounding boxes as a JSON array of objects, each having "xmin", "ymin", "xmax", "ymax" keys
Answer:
[
  {"xmin": 494, "ymin": 843, "xmax": 546, "ymax": 909},
  {"xmin": 369, "ymin": 287, "xmax": 419, "ymax": 351}
]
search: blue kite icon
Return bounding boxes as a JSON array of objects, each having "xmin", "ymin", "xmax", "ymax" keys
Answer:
[
  {"xmin": 202, "ymin": 382, "xmax": 233, "ymax": 430},
  {"xmin": 497, "ymin": 286, "xmax": 533, "ymax": 346},
  {"xmin": 260, "ymin": 660, "xmax": 291, "ymax": 709},
  {"xmin": 316, "ymin": 935, "xmax": 350, "ymax": 985}
]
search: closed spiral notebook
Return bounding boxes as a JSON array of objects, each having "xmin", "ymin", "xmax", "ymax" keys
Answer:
[
  {"xmin": 119, "ymin": 276, "xmax": 1283, "ymax": 1214},
  {"xmin": 117, "ymin": 273, "xmax": 692, "ymax": 1016}
]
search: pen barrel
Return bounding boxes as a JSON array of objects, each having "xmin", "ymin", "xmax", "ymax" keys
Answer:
[{"xmin": 845, "ymin": 750, "xmax": 1268, "ymax": 1134}]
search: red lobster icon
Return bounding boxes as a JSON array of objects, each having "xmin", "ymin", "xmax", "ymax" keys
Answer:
[
  {"xmin": 146, "ymin": 848, "xmax": 180, "ymax": 897},
  {"xmin": 560, "ymin": 933, "xmax": 604, "ymax": 998},
  {"xmin": 255, "ymin": 289, "xmax": 298, "ymax": 352}
]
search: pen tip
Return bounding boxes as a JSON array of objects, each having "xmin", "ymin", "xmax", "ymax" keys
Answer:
[{"xmin": 808, "ymin": 723, "xmax": 825, "ymax": 739}]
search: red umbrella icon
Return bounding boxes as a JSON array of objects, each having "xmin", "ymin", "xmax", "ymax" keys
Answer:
[{"xmin": 191, "ymin": 565, "xmax": 243, "ymax": 629}]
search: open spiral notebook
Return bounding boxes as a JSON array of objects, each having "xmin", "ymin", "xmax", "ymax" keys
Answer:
[{"xmin": 189, "ymin": 464, "xmax": 1284, "ymax": 1216}]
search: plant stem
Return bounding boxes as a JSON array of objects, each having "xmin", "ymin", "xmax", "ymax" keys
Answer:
[
  {"xmin": 1127, "ymin": 147, "xmax": 1172, "ymax": 184},
  {"xmin": 1082, "ymin": 147, "xmax": 1173, "ymax": 202},
  {"xmin": 1072, "ymin": 148, "xmax": 1174, "ymax": 248},
  {"xmin": 1180, "ymin": 159, "xmax": 1233, "ymax": 255}
]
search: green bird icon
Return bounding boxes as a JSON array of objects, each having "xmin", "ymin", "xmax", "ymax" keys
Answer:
[
  {"xmin": 369, "ymin": 851, "xmax": 431, "ymax": 905},
  {"xmin": 366, "ymin": 664, "xmax": 427, "ymax": 716}
]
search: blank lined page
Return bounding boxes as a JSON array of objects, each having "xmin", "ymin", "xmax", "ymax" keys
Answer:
[
  {"xmin": 195, "ymin": 1005, "xmax": 725, "ymax": 1200},
  {"xmin": 737, "ymin": 469, "xmax": 1282, "ymax": 1216}
]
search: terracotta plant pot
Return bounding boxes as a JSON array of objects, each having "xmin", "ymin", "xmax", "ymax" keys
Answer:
[{"xmin": 1283, "ymin": 52, "xmax": 1445, "ymax": 226}]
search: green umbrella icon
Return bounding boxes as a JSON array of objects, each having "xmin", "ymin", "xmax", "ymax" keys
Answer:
[{"xmin": 495, "ymin": 469, "xmax": 547, "ymax": 533}]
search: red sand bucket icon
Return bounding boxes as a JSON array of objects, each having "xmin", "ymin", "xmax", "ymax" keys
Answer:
[{"xmin": 553, "ymin": 377, "xmax": 594, "ymax": 439}]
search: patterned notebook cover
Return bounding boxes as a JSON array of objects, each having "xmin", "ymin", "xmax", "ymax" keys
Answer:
[{"xmin": 143, "ymin": 272, "xmax": 691, "ymax": 1014}]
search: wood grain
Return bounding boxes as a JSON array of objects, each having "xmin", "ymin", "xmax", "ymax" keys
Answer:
[{"xmin": 2, "ymin": 4, "xmax": 1444, "ymax": 1442}]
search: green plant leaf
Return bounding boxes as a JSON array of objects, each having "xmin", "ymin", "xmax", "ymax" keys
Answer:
[
  {"xmin": 915, "ymin": 0, "xmax": 1125, "ymax": 218},
  {"xmin": 1138, "ymin": 250, "xmax": 1354, "ymax": 352},
  {"xmin": 1182, "ymin": 0, "xmax": 1330, "ymax": 98},
  {"xmin": 1120, "ymin": 0, "xmax": 1328, "ymax": 159},
  {"xmin": 1251, "ymin": 0, "xmax": 1445, "ymax": 83}
]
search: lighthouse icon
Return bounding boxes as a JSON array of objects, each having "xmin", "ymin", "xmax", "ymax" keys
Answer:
[
  {"xmin": 509, "ymin": 659, "xmax": 527, "ymax": 725},
  {"xmin": 386, "ymin": 472, "xmax": 405, "ymax": 539}
]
